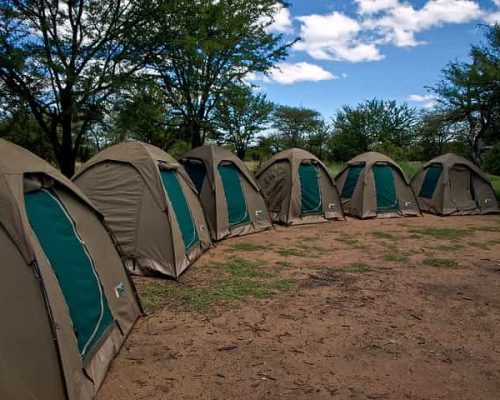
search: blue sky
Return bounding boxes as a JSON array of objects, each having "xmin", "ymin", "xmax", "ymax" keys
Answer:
[{"xmin": 252, "ymin": 0, "xmax": 500, "ymax": 119}]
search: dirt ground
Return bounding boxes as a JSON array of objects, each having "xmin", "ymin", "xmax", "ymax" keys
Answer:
[{"xmin": 98, "ymin": 215, "xmax": 500, "ymax": 400}]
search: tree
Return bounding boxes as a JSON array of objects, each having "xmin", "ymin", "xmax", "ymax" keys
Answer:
[
  {"xmin": 415, "ymin": 111, "xmax": 465, "ymax": 160},
  {"xmin": 432, "ymin": 24, "xmax": 500, "ymax": 165},
  {"xmin": 272, "ymin": 105, "xmax": 324, "ymax": 150},
  {"xmin": 110, "ymin": 82, "xmax": 182, "ymax": 151},
  {"xmin": 331, "ymin": 99, "xmax": 417, "ymax": 162},
  {"xmin": 147, "ymin": 0, "xmax": 291, "ymax": 149},
  {"xmin": 0, "ymin": 0, "xmax": 145, "ymax": 176},
  {"xmin": 214, "ymin": 85, "xmax": 274, "ymax": 159}
]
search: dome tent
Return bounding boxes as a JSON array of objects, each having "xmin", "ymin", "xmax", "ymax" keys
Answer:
[
  {"xmin": 0, "ymin": 139, "xmax": 141, "ymax": 400},
  {"xmin": 73, "ymin": 142, "xmax": 212, "ymax": 278},
  {"xmin": 411, "ymin": 153, "xmax": 499, "ymax": 216},
  {"xmin": 255, "ymin": 148, "xmax": 344, "ymax": 225},
  {"xmin": 335, "ymin": 151, "xmax": 421, "ymax": 219},
  {"xmin": 181, "ymin": 145, "xmax": 272, "ymax": 241}
]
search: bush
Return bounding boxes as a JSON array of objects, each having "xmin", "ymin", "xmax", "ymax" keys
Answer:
[{"xmin": 483, "ymin": 143, "xmax": 500, "ymax": 176}]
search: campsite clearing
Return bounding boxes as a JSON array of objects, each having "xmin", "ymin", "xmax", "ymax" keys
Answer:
[{"xmin": 98, "ymin": 215, "xmax": 500, "ymax": 400}]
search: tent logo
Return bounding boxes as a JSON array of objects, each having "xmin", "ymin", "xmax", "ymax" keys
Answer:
[
  {"xmin": 115, "ymin": 282, "xmax": 125, "ymax": 298},
  {"xmin": 255, "ymin": 209, "xmax": 264, "ymax": 217},
  {"xmin": 328, "ymin": 203, "xmax": 336, "ymax": 209}
]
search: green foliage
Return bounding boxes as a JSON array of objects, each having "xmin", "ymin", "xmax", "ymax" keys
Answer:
[
  {"xmin": 483, "ymin": 143, "xmax": 500, "ymax": 175},
  {"xmin": 431, "ymin": 24, "xmax": 500, "ymax": 165},
  {"xmin": 0, "ymin": 0, "xmax": 145, "ymax": 176},
  {"xmin": 488, "ymin": 174, "xmax": 500, "ymax": 200},
  {"xmin": 330, "ymin": 99, "xmax": 418, "ymax": 162},
  {"xmin": 214, "ymin": 84, "xmax": 274, "ymax": 159},
  {"xmin": 271, "ymin": 105, "xmax": 326, "ymax": 157},
  {"xmin": 148, "ymin": 0, "xmax": 291, "ymax": 148}
]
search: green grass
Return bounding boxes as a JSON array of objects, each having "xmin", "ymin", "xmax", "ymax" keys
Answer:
[
  {"xmin": 140, "ymin": 276, "xmax": 294, "ymax": 312},
  {"xmin": 275, "ymin": 247, "xmax": 320, "ymax": 258},
  {"xmin": 469, "ymin": 241, "xmax": 490, "ymax": 250},
  {"xmin": 275, "ymin": 260, "xmax": 293, "ymax": 268},
  {"xmin": 432, "ymin": 243, "xmax": 462, "ymax": 252},
  {"xmin": 226, "ymin": 243, "xmax": 270, "ymax": 252},
  {"xmin": 383, "ymin": 252, "xmax": 409, "ymax": 262},
  {"xmin": 399, "ymin": 161, "xmax": 423, "ymax": 180},
  {"xmin": 301, "ymin": 236, "xmax": 319, "ymax": 242},
  {"xmin": 487, "ymin": 173, "xmax": 500, "ymax": 201},
  {"xmin": 297, "ymin": 244, "xmax": 328, "ymax": 253},
  {"xmin": 327, "ymin": 162, "xmax": 343, "ymax": 177},
  {"xmin": 344, "ymin": 263, "xmax": 371, "ymax": 273},
  {"xmin": 423, "ymin": 258, "xmax": 459, "ymax": 268},
  {"xmin": 409, "ymin": 227, "xmax": 469, "ymax": 239},
  {"xmin": 371, "ymin": 231, "xmax": 396, "ymax": 240},
  {"xmin": 337, "ymin": 236, "xmax": 359, "ymax": 246},
  {"xmin": 209, "ymin": 257, "xmax": 272, "ymax": 278},
  {"xmin": 469, "ymin": 225, "xmax": 500, "ymax": 233}
]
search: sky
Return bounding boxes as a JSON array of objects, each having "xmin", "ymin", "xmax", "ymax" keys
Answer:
[{"xmin": 250, "ymin": 0, "xmax": 500, "ymax": 119}]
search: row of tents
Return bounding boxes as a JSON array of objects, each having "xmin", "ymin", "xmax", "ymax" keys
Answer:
[{"xmin": 1, "ymin": 138, "xmax": 498, "ymax": 400}]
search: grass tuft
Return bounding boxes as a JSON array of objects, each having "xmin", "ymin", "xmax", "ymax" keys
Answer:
[
  {"xmin": 423, "ymin": 258, "xmax": 459, "ymax": 268},
  {"xmin": 209, "ymin": 257, "xmax": 272, "ymax": 278},
  {"xmin": 410, "ymin": 228, "xmax": 468, "ymax": 239},
  {"xmin": 344, "ymin": 263, "xmax": 371, "ymax": 273},
  {"xmin": 372, "ymin": 231, "xmax": 396, "ymax": 240},
  {"xmin": 226, "ymin": 243, "xmax": 270, "ymax": 252},
  {"xmin": 432, "ymin": 243, "xmax": 462, "ymax": 252},
  {"xmin": 383, "ymin": 252, "xmax": 409, "ymax": 262}
]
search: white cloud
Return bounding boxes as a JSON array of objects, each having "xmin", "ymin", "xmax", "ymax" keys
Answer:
[
  {"xmin": 356, "ymin": 0, "xmax": 399, "ymax": 14},
  {"xmin": 267, "ymin": 62, "xmax": 337, "ymax": 84},
  {"xmin": 266, "ymin": 4, "xmax": 293, "ymax": 34},
  {"xmin": 294, "ymin": 0, "xmax": 492, "ymax": 63},
  {"xmin": 485, "ymin": 11, "xmax": 500, "ymax": 24},
  {"xmin": 294, "ymin": 12, "xmax": 384, "ymax": 62},
  {"xmin": 408, "ymin": 94, "xmax": 437, "ymax": 109},
  {"xmin": 493, "ymin": 0, "xmax": 500, "ymax": 6},
  {"xmin": 367, "ymin": 0, "xmax": 484, "ymax": 47}
]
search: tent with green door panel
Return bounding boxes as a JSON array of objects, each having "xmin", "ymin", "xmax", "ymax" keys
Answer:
[
  {"xmin": 181, "ymin": 145, "xmax": 272, "ymax": 241},
  {"xmin": 73, "ymin": 142, "xmax": 212, "ymax": 278},
  {"xmin": 335, "ymin": 151, "xmax": 421, "ymax": 219},
  {"xmin": 0, "ymin": 139, "xmax": 141, "ymax": 400},
  {"xmin": 411, "ymin": 153, "xmax": 499, "ymax": 216},
  {"xmin": 255, "ymin": 148, "xmax": 344, "ymax": 225}
]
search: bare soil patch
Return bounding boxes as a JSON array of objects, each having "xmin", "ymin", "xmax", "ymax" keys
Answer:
[{"xmin": 98, "ymin": 215, "xmax": 500, "ymax": 400}]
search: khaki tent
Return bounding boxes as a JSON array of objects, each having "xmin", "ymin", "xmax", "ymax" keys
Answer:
[
  {"xmin": 335, "ymin": 151, "xmax": 421, "ymax": 219},
  {"xmin": 411, "ymin": 153, "xmax": 499, "ymax": 215},
  {"xmin": 255, "ymin": 148, "xmax": 344, "ymax": 225},
  {"xmin": 181, "ymin": 145, "xmax": 272, "ymax": 240},
  {"xmin": 73, "ymin": 142, "xmax": 211, "ymax": 278},
  {"xmin": 0, "ymin": 139, "xmax": 141, "ymax": 400}
]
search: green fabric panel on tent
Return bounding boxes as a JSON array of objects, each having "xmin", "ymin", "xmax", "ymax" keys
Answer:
[
  {"xmin": 183, "ymin": 160, "xmax": 207, "ymax": 194},
  {"xmin": 160, "ymin": 170, "xmax": 199, "ymax": 249},
  {"xmin": 419, "ymin": 165, "xmax": 443, "ymax": 199},
  {"xmin": 24, "ymin": 189, "xmax": 114, "ymax": 359},
  {"xmin": 373, "ymin": 165, "xmax": 399, "ymax": 211},
  {"xmin": 218, "ymin": 164, "xmax": 250, "ymax": 227},
  {"xmin": 299, "ymin": 164, "xmax": 322, "ymax": 215},
  {"xmin": 340, "ymin": 166, "xmax": 363, "ymax": 199}
]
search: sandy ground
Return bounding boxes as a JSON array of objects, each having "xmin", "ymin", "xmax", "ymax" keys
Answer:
[{"xmin": 97, "ymin": 215, "xmax": 500, "ymax": 400}]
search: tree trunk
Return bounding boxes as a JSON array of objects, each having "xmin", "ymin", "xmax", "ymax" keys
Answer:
[
  {"xmin": 60, "ymin": 90, "xmax": 76, "ymax": 177},
  {"xmin": 236, "ymin": 145, "xmax": 246, "ymax": 160},
  {"xmin": 188, "ymin": 119, "xmax": 203, "ymax": 149}
]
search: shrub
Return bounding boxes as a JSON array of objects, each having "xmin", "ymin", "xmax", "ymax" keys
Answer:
[{"xmin": 483, "ymin": 143, "xmax": 500, "ymax": 176}]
